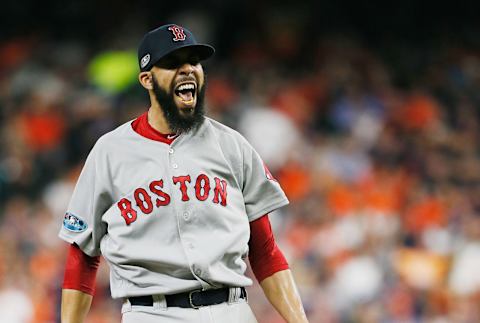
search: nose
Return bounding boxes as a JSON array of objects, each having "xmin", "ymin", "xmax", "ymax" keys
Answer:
[{"xmin": 178, "ymin": 62, "xmax": 195, "ymax": 75}]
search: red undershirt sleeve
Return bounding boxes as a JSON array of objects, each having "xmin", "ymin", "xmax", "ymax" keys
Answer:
[
  {"xmin": 248, "ymin": 214, "xmax": 289, "ymax": 283},
  {"xmin": 62, "ymin": 243, "xmax": 101, "ymax": 296}
]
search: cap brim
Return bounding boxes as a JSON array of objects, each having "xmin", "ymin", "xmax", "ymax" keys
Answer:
[
  {"xmin": 156, "ymin": 44, "xmax": 215, "ymax": 66},
  {"xmin": 185, "ymin": 44, "xmax": 215, "ymax": 61}
]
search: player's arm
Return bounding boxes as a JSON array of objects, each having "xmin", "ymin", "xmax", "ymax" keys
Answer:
[
  {"xmin": 61, "ymin": 290, "xmax": 93, "ymax": 323},
  {"xmin": 248, "ymin": 215, "xmax": 308, "ymax": 323},
  {"xmin": 61, "ymin": 243, "xmax": 100, "ymax": 323},
  {"xmin": 259, "ymin": 269, "xmax": 308, "ymax": 323}
]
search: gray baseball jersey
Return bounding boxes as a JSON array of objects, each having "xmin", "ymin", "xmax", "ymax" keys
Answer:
[{"xmin": 58, "ymin": 117, "xmax": 289, "ymax": 299}]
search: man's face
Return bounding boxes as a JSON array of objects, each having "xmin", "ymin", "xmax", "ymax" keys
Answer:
[{"xmin": 150, "ymin": 48, "xmax": 206, "ymax": 133}]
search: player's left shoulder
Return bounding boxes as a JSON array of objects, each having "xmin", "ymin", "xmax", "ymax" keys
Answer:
[{"xmin": 203, "ymin": 117, "xmax": 247, "ymax": 144}]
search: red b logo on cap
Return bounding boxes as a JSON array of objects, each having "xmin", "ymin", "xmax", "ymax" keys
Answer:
[{"xmin": 168, "ymin": 25, "xmax": 186, "ymax": 42}]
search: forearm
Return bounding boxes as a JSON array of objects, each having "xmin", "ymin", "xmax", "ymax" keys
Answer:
[
  {"xmin": 61, "ymin": 289, "xmax": 93, "ymax": 323},
  {"xmin": 260, "ymin": 269, "xmax": 308, "ymax": 323},
  {"xmin": 61, "ymin": 244, "xmax": 100, "ymax": 322}
]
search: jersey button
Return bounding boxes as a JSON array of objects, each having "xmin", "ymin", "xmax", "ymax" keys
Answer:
[
  {"xmin": 169, "ymin": 148, "xmax": 174, "ymax": 154},
  {"xmin": 172, "ymin": 163, "xmax": 178, "ymax": 169},
  {"xmin": 183, "ymin": 212, "xmax": 190, "ymax": 221}
]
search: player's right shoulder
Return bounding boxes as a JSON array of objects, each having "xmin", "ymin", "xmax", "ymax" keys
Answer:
[
  {"xmin": 96, "ymin": 120, "xmax": 136, "ymax": 145},
  {"xmin": 89, "ymin": 119, "xmax": 137, "ymax": 155}
]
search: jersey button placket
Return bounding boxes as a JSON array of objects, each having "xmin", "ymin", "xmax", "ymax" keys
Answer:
[
  {"xmin": 168, "ymin": 144, "xmax": 200, "ymax": 282},
  {"xmin": 168, "ymin": 145, "xmax": 177, "ymax": 168}
]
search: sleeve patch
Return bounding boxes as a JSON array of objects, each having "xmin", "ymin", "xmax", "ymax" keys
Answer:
[
  {"xmin": 263, "ymin": 162, "xmax": 277, "ymax": 182},
  {"xmin": 63, "ymin": 212, "xmax": 88, "ymax": 232}
]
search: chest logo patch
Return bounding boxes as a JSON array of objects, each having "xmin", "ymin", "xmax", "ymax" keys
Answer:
[{"xmin": 63, "ymin": 212, "xmax": 88, "ymax": 232}]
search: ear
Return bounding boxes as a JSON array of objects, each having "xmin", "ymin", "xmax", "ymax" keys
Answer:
[{"xmin": 139, "ymin": 71, "xmax": 153, "ymax": 90}]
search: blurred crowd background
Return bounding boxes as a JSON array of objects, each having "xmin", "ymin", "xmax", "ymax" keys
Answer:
[{"xmin": 2, "ymin": 1, "xmax": 480, "ymax": 322}]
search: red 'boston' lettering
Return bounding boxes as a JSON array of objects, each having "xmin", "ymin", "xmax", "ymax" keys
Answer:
[
  {"xmin": 118, "ymin": 175, "xmax": 229, "ymax": 226},
  {"xmin": 117, "ymin": 198, "xmax": 137, "ymax": 225},
  {"xmin": 173, "ymin": 175, "xmax": 191, "ymax": 201},
  {"xmin": 149, "ymin": 180, "xmax": 171, "ymax": 207},
  {"xmin": 194, "ymin": 174, "xmax": 211, "ymax": 201},
  {"xmin": 134, "ymin": 188, "xmax": 153, "ymax": 214},
  {"xmin": 213, "ymin": 177, "xmax": 227, "ymax": 206}
]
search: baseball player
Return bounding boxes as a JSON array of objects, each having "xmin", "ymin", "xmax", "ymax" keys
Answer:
[{"xmin": 59, "ymin": 24, "xmax": 308, "ymax": 323}]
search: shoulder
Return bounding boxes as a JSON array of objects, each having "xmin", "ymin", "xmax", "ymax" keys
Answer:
[
  {"xmin": 203, "ymin": 117, "xmax": 249, "ymax": 146},
  {"xmin": 91, "ymin": 119, "xmax": 136, "ymax": 154}
]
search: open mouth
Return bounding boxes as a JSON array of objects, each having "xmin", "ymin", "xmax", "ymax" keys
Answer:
[{"xmin": 174, "ymin": 82, "xmax": 196, "ymax": 105}]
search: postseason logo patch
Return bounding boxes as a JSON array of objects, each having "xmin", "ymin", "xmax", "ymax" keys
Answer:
[
  {"xmin": 63, "ymin": 212, "xmax": 88, "ymax": 232},
  {"xmin": 140, "ymin": 54, "xmax": 151, "ymax": 69}
]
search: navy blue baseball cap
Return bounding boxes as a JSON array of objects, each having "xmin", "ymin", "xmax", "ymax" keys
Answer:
[{"xmin": 138, "ymin": 24, "xmax": 215, "ymax": 72}]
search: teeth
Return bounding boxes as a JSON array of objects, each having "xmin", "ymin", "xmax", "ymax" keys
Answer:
[{"xmin": 177, "ymin": 83, "xmax": 195, "ymax": 91}]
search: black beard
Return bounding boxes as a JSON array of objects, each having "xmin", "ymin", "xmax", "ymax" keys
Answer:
[{"xmin": 151, "ymin": 75, "xmax": 206, "ymax": 134}]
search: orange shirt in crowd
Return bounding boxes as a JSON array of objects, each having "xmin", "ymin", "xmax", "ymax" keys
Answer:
[
  {"xmin": 397, "ymin": 93, "xmax": 440, "ymax": 130},
  {"xmin": 404, "ymin": 197, "xmax": 446, "ymax": 233},
  {"xmin": 18, "ymin": 111, "xmax": 66, "ymax": 152}
]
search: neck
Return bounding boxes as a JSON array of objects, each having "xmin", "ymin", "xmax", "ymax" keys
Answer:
[{"xmin": 147, "ymin": 103, "xmax": 172, "ymax": 134}]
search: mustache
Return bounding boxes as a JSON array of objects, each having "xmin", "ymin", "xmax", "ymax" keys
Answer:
[{"xmin": 175, "ymin": 76, "xmax": 197, "ymax": 83}]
